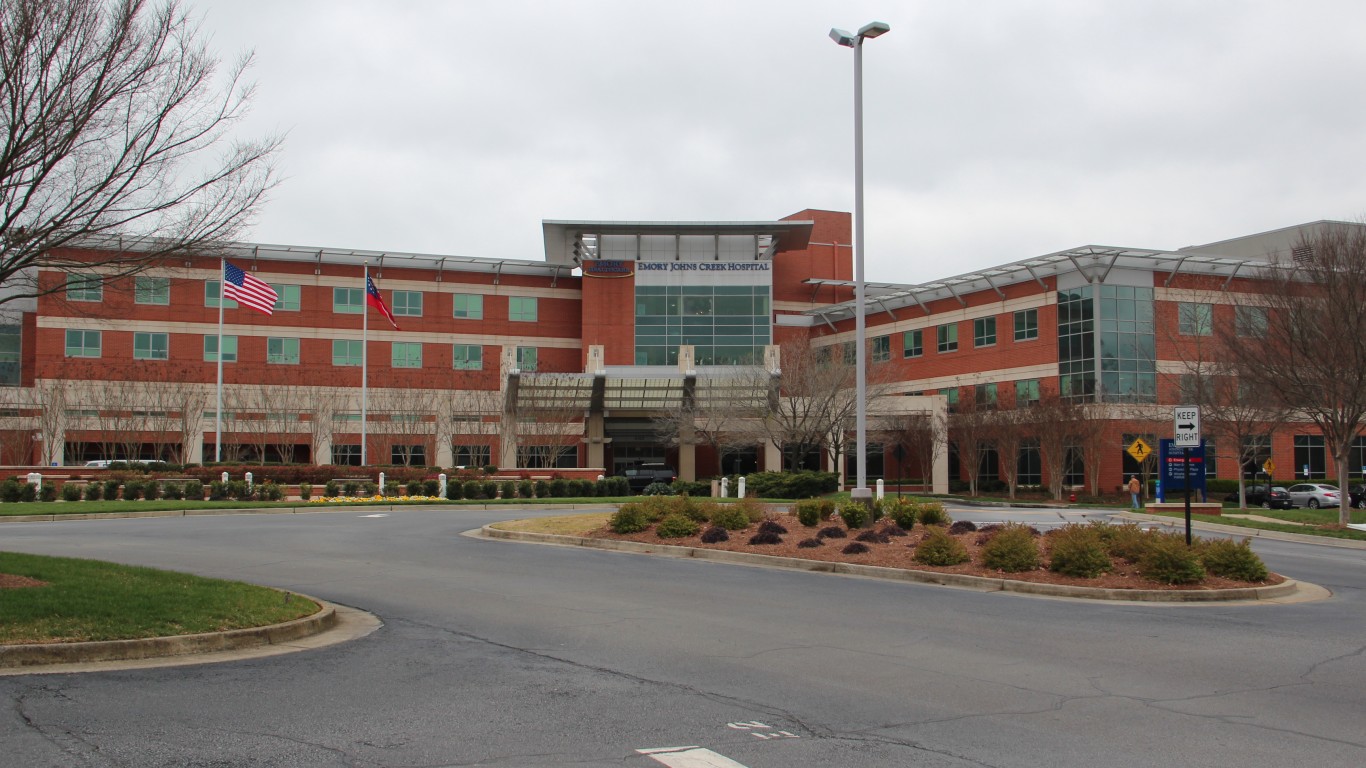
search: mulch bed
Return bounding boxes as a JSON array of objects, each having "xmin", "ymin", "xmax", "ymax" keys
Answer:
[{"xmin": 590, "ymin": 514, "xmax": 1285, "ymax": 591}]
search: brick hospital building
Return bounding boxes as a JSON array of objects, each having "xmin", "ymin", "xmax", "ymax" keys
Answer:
[{"xmin": 2, "ymin": 209, "xmax": 1355, "ymax": 494}]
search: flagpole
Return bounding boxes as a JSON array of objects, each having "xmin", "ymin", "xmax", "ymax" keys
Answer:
[
  {"xmin": 215, "ymin": 257, "xmax": 225, "ymax": 463},
  {"xmin": 361, "ymin": 262, "xmax": 369, "ymax": 467}
]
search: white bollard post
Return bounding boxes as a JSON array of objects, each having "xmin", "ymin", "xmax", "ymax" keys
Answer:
[
  {"xmin": 244, "ymin": 472, "xmax": 253, "ymax": 493},
  {"xmin": 720, "ymin": 477, "xmax": 729, "ymax": 497},
  {"xmin": 27, "ymin": 472, "xmax": 41, "ymax": 491},
  {"xmin": 876, "ymin": 479, "xmax": 884, "ymax": 500},
  {"xmin": 738, "ymin": 476, "xmax": 746, "ymax": 499},
  {"xmin": 378, "ymin": 471, "xmax": 386, "ymax": 496},
  {"xmin": 221, "ymin": 471, "xmax": 229, "ymax": 485},
  {"xmin": 438, "ymin": 473, "xmax": 447, "ymax": 499}
]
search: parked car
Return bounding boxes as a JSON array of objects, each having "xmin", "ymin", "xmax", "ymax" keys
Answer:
[
  {"xmin": 1349, "ymin": 484, "xmax": 1366, "ymax": 509},
  {"xmin": 1284, "ymin": 483, "xmax": 1341, "ymax": 509},
  {"xmin": 1223, "ymin": 485, "xmax": 1292, "ymax": 509},
  {"xmin": 619, "ymin": 463, "xmax": 677, "ymax": 493}
]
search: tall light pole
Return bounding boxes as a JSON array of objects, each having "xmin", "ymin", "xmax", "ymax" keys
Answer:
[{"xmin": 830, "ymin": 21, "xmax": 889, "ymax": 508}]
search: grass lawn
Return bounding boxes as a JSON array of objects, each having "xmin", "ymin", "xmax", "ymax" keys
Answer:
[
  {"xmin": 490, "ymin": 513, "xmax": 612, "ymax": 535},
  {"xmin": 0, "ymin": 552, "xmax": 319, "ymax": 645}
]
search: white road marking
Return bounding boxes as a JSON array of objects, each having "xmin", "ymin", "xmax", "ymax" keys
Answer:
[
  {"xmin": 359, "ymin": 513, "xmax": 389, "ymax": 518},
  {"xmin": 725, "ymin": 721, "xmax": 798, "ymax": 740},
  {"xmin": 637, "ymin": 746, "xmax": 751, "ymax": 767}
]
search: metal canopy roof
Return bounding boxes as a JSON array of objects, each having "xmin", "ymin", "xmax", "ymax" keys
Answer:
[
  {"xmin": 804, "ymin": 245, "xmax": 1288, "ymax": 325},
  {"xmin": 541, "ymin": 219, "xmax": 814, "ymax": 266},
  {"xmin": 510, "ymin": 368, "xmax": 773, "ymax": 413},
  {"xmin": 68, "ymin": 234, "xmax": 575, "ymax": 279}
]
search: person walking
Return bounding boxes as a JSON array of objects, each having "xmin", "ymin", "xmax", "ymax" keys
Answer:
[{"xmin": 1128, "ymin": 475, "xmax": 1142, "ymax": 509}]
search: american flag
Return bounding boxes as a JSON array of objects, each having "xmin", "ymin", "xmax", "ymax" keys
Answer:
[{"xmin": 223, "ymin": 261, "xmax": 278, "ymax": 316}]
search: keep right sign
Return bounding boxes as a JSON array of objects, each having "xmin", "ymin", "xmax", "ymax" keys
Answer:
[{"xmin": 1174, "ymin": 405, "xmax": 1201, "ymax": 447}]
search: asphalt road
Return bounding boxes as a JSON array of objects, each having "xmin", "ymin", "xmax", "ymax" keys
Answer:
[{"xmin": 1, "ymin": 506, "xmax": 1363, "ymax": 768}]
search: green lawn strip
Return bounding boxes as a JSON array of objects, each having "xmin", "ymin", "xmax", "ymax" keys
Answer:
[
  {"xmin": 1146, "ymin": 511, "xmax": 1366, "ymax": 541},
  {"xmin": 0, "ymin": 552, "xmax": 318, "ymax": 645}
]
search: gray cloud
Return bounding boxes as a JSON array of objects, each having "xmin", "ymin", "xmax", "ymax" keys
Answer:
[{"xmin": 192, "ymin": 0, "xmax": 1366, "ymax": 283}]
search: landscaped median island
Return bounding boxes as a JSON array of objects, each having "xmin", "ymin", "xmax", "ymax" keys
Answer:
[
  {"xmin": 0, "ymin": 552, "xmax": 320, "ymax": 656},
  {"xmin": 488, "ymin": 496, "xmax": 1294, "ymax": 600}
]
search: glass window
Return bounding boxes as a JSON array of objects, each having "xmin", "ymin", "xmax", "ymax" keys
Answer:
[
  {"xmin": 267, "ymin": 337, "xmax": 300, "ymax": 364},
  {"xmin": 1235, "ymin": 306, "xmax": 1266, "ymax": 337},
  {"xmin": 135, "ymin": 276, "xmax": 170, "ymax": 305},
  {"xmin": 65, "ymin": 329, "xmax": 101, "ymax": 358},
  {"xmin": 334, "ymin": 287, "xmax": 363, "ymax": 314},
  {"xmin": 66, "ymin": 275, "xmax": 102, "ymax": 302},
  {"xmin": 872, "ymin": 335, "xmax": 890, "ymax": 363},
  {"xmin": 332, "ymin": 339, "xmax": 363, "ymax": 366},
  {"xmin": 903, "ymin": 329, "xmax": 922, "ymax": 358},
  {"xmin": 203, "ymin": 335, "xmax": 237, "ymax": 362},
  {"xmin": 0, "ymin": 325, "xmax": 18, "ymax": 386},
  {"xmin": 452, "ymin": 293, "xmax": 484, "ymax": 319},
  {"xmin": 390, "ymin": 445, "xmax": 427, "ymax": 466},
  {"xmin": 392, "ymin": 290, "xmax": 423, "ymax": 317},
  {"xmin": 974, "ymin": 317, "xmax": 996, "ymax": 347},
  {"xmin": 509, "ymin": 296, "xmax": 538, "ymax": 322},
  {"xmin": 273, "ymin": 284, "xmax": 301, "ymax": 312},
  {"xmin": 1015, "ymin": 379, "xmax": 1040, "ymax": 406},
  {"xmin": 975, "ymin": 382, "xmax": 998, "ymax": 408},
  {"xmin": 392, "ymin": 341, "xmax": 422, "ymax": 368},
  {"xmin": 204, "ymin": 280, "xmax": 238, "ymax": 309},
  {"xmin": 332, "ymin": 444, "xmax": 362, "ymax": 466},
  {"xmin": 133, "ymin": 332, "xmax": 168, "ymax": 360},
  {"xmin": 1294, "ymin": 435, "xmax": 1327, "ymax": 480},
  {"xmin": 1178, "ymin": 302, "xmax": 1213, "ymax": 336},
  {"xmin": 937, "ymin": 323, "xmax": 958, "ymax": 353},
  {"xmin": 944, "ymin": 387, "xmax": 959, "ymax": 412},
  {"xmin": 1014, "ymin": 308, "xmax": 1038, "ymax": 341},
  {"xmin": 633, "ymin": 284, "xmax": 771, "ymax": 366},
  {"xmin": 452, "ymin": 344, "xmax": 482, "ymax": 370},
  {"xmin": 516, "ymin": 346, "xmax": 537, "ymax": 372},
  {"xmin": 453, "ymin": 444, "xmax": 491, "ymax": 467}
]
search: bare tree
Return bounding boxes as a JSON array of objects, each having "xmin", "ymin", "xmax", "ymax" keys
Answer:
[
  {"xmin": 1031, "ymin": 393, "xmax": 1089, "ymax": 501},
  {"xmin": 169, "ymin": 382, "xmax": 207, "ymax": 464},
  {"xmin": 1075, "ymin": 404, "xmax": 1109, "ymax": 498},
  {"xmin": 1220, "ymin": 224, "xmax": 1366, "ymax": 525},
  {"xmin": 987, "ymin": 406, "xmax": 1027, "ymax": 500},
  {"xmin": 878, "ymin": 411, "xmax": 946, "ymax": 493},
  {"xmin": 370, "ymin": 385, "xmax": 438, "ymax": 466},
  {"xmin": 434, "ymin": 383, "xmax": 500, "ymax": 468},
  {"xmin": 300, "ymin": 386, "xmax": 337, "ymax": 465},
  {"xmin": 949, "ymin": 395, "xmax": 994, "ymax": 497},
  {"xmin": 509, "ymin": 373, "xmax": 589, "ymax": 469},
  {"xmin": 742, "ymin": 340, "xmax": 896, "ymax": 472},
  {"xmin": 0, "ymin": 0, "xmax": 280, "ymax": 305},
  {"xmin": 652, "ymin": 373, "xmax": 769, "ymax": 477}
]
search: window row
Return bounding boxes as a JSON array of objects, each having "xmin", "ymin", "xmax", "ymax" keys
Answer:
[
  {"xmin": 66, "ymin": 276, "xmax": 536, "ymax": 322},
  {"xmin": 66, "ymin": 330, "xmax": 535, "ymax": 370},
  {"xmin": 884, "ymin": 309, "xmax": 1039, "ymax": 360},
  {"xmin": 940, "ymin": 378, "xmax": 1042, "ymax": 411},
  {"xmin": 1177, "ymin": 302, "xmax": 1266, "ymax": 337}
]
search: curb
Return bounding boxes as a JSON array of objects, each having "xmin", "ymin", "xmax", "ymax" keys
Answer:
[
  {"xmin": 0, "ymin": 593, "xmax": 339, "ymax": 669},
  {"xmin": 478, "ymin": 526, "xmax": 1308, "ymax": 603},
  {"xmin": 1117, "ymin": 512, "xmax": 1366, "ymax": 550}
]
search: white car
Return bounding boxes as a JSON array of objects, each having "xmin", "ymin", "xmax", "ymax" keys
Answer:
[{"xmin": 1284, "ymin": 483, "xmax": 1341, "ymax": 509}]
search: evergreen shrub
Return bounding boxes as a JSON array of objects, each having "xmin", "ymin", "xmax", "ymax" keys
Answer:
[
  {"xmin": 184, "ymin": 480, "xmax": 204, "ymax": 500},
  {"xmin": 700, "ymin": 526, "xmax": 729, "ymax": 543},
  {"xmin": 656, "ymin": 513, "xmax": 700, "ymax": 539},
  {"xmin": 298, "ymin": 482, "xmax": 312, "ymax": 501},
  {"xmin": 62, "ymin": 483, "xmax": 84, "ymax": 502},
  {"xmin": 914, "ymin": 527, "xmax": 970, "ymax": 566},
  {"xmin": 915, "ymin": 502, "xmax": 951, "ymax": 527},
  {"xmin": 1139, "ymin": 534, "xmax": 1207, "ymax": 584},
  {"xmin": 980, "ymin": 523, "xmax": 1041, "ymax": 572},
  {"xmin": 708, "ymin": 504, "xmax": 751, "ymax": 531},
  {"xmin": 1199, "ymin": 538, "xmax": 1269, "ymax": 582},
  {"xmin": 121, "ymin": 480, "xmax": 142, "ymax": 500},
  {"xmin": 84, "ymin": 482, "xmax": 103, "ymax": 501},
  {"xmin": 837, "ymin": 500, "xmax": 870, "ymax": 529},
  {"xmin": 609, "ymin": 504, "xmax": 650, "ymax": 534},
  {"xmin": 1047, "ymin": 524, "xmax": 1111, "ymax": 578},
  {"xmin": 39, "ymin": 483, "xmax": 57, "ymax": 502}
]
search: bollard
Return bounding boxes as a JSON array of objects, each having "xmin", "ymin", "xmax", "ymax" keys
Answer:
[
  {"xmin": 738, "ymin": 476, "xmax": 746, "ymax": 499},
  {"xmin": 27, "ymin": 472, "xmax": 41, "ymax": 491},
  {"xmin": 438, "ymin": 473, "xmax": 447, "ymax": 499},
  {"xmin": 244, "ymin": 472, "xmax": 253, "ymax": 493},
  {"xmin": 378, "ymin": 472, "xmax": 386, "ymax": 496},
  {"xmin": 876, "ymin": 479, "xmax": 884, "ymax": 500},
  {"xmin": 221, "ymin": 471, "xmax": 229, "ymax": 485},
  {"xmin": 720, "ymin": 477, "xmax": 729, "ymax": 497}
]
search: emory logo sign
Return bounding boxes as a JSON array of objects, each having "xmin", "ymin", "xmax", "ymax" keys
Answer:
[{"xmin": 583, "ymin": 260, "xmax": 634, "ymax": 278}]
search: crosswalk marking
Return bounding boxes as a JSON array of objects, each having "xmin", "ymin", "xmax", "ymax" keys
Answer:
[{"xmin": 637, "ymin": 746, "xmax": 750, "ymax": 767}]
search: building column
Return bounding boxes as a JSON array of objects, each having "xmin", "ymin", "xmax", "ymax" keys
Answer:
[
  {"xmin": 931, "ymin": 395, "xmax": 950, "ymax": 494},
  {"xmin": 584, "ymin": 411, "xmax": 606, "ymax": 470},
  {"xmin": 763, "ymin": 436, "xmax": 782, "ymax": 472},
  {"xmin": 436, "ymin": 435, "xmax": 453, "ymax": 468}
]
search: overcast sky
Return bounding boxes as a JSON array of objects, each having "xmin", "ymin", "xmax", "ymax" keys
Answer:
[{"xmin": 193, "ymin": 0, "xmax": 1366, "ymax": 285}]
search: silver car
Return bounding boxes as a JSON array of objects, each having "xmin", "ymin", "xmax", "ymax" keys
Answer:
[{"xmin": 1284, "ymin": 483, "xmax": 1341, "ymax": 509}]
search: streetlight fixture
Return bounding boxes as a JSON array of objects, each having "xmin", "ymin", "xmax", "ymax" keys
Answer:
[{"xmin": 830, "ymin": 20, "xmax": 890, "ymax": 508}]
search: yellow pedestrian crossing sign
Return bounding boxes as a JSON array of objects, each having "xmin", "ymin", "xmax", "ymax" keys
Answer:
[
  {"xmin": 1127, "ymin": 438, "xmax": 1152, "ymax": 463},
  {"xmin": 1262, "ymin": 458, "xmax": 1275, "ymax": 474}
]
